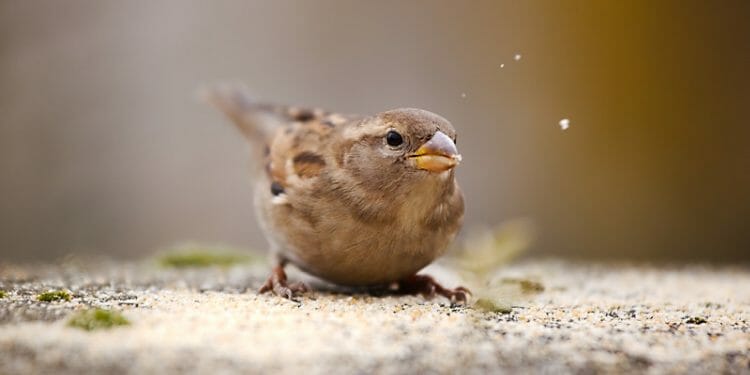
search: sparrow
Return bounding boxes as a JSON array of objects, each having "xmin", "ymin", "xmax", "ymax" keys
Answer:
[{"xmin": 206, "ymin": 86, "xmax": 469, "ymax": 303}]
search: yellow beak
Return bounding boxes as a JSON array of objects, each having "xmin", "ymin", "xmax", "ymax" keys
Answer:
[{"xmin": 410, "ymin": 131, "xmax": 461, "ymax": 172}]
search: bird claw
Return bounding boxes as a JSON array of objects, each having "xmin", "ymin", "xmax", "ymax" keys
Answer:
[
  {"xmin": 450, "ymin": 286, "xmax": 472, "ymax": 304},
  {"xmin": 396, "ymin": 274, "xmax": 472, "ymax": 305},
  {"xmin": 258, "ymin": 265, "xmax": 309, "ymax": 300}
]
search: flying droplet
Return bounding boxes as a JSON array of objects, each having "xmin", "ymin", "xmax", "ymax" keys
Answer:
[
  {"xmin": 514, "ymin": 53, "xmax": 522, "ymax": 61},
  {"xmin": 559, "ymin": 118, "xmax": 570, "ymax": 130},
  {"xmin": 461, "ymin": 93, "xmax": 467, "ymax": 99},
  {"xmin": 500, "ymin": 63, "xmax": 505, "ymax": 68}
]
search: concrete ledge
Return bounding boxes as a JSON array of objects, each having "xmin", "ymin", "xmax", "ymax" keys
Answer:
[{"xmin": 1, "ymin": 260, "xmax": 748, "ymax": 374}]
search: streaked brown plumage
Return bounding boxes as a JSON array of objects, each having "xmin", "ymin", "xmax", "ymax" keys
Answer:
[{"xmin": 206, "ymin": 86, "xmax": 468, "ymax": 302}]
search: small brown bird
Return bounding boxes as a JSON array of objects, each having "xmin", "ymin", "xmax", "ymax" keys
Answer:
[{"xmin": 206, "ymin": 86, "xmax": 469, "ymax": 303}]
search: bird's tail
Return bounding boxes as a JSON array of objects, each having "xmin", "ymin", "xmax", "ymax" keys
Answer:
[{"xmin": 201, "ymin": 84, "xmax": 280, "ymax": 143}]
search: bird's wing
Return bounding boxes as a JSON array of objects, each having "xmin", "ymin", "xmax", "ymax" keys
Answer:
[{"xmin": 205, "ymin": 85, "xmax": 360, "ymax": 193}]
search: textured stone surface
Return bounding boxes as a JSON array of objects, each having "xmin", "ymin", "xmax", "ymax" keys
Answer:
[{"xmin": 0, "ymin": 259, "xmax": 749, "ymax": 374}]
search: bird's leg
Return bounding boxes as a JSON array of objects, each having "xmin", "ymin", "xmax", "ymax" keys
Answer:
[
  {"xmin": 258, "ymin": 263, "xmax": 309, "ymax": 300},
  {"xmin": 395, "ymin": 274, "xmax": 471, "ymax": 304}
]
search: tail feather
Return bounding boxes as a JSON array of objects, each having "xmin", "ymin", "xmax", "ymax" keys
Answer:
[{"xmin": 202, "ymin": 85, "xmax": 280, "ymax": 143}]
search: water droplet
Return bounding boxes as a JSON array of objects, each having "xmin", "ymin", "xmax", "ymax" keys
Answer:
[
  {"xmin": 559, "ymin": 118, "xmax": 570, "ymax": 130},
  {"xmin": 500, "ymin": 63, "xmax": 505, "ymax": 68},
  {"xmin": 514, "ymin": 53, "xmax": 522, "ymax": 61}
]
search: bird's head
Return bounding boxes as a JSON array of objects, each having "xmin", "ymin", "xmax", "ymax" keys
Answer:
[{"xmin": 339, "ymin": 108, "xmax": 461, "ymax": 194}]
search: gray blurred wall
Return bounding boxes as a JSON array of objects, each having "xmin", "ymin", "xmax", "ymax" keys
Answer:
[{"xmin": 1, "ymin": 1, "xmax": 749, "ymax": 262}]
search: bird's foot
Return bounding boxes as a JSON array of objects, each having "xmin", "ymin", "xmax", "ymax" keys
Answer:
[
  {"xmin": 394, "ymin": 274, "xmax": 472, "ymax": 305},
  {"xmin": 258, "ymin": 265, "xmax": 309, "ymax": 300}
]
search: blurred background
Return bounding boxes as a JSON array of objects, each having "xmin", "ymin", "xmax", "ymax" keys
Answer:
[{"xmin": 1, "ymin": 1, "xmax": 748, "ymax": 263}]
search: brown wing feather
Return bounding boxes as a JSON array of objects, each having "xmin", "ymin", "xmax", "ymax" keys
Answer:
[
  {"xmin": 205, "ymin": 85, "xmax": 359, "ymax": 190},
  {"xmin": 267, "ymin": 111, "xmax": 358, "ymax": 189}
]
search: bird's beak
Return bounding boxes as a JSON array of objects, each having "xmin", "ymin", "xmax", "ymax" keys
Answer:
[{"xmin": 410, "ymin": 131, "xmax": 462, "ymax": 172}]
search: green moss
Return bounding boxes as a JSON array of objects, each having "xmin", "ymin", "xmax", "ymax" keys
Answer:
[
  {"xmin": 686, "ymin": 316, "xmax": 707, "ymax": 325},
  {"xmin": 37, "ymin": 290, "xmax": 72, "ymax": 302},
  {"xmin": 68, "ymin": 309, "xmax": 130, "ymax": 331},
  {"xmin": 158, "ymin": 244, "xmax": 258, "ymax": 268},
  {"xmin": 474, "ymin": 298, "xmax": 512, "ymax": 314},
  {"xmin": 0, "ymin": 290, "xmax": 7, "ymax": 299},
  {"xmin": 500, "ymin": 278, "xmax": 545, "ymax": 294},
  {"xmin": 452, "ymin": 220, "xmax": 534, "ymax": 277}
]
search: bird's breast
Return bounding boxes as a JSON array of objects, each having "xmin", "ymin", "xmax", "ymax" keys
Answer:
[{"xmin": 262, "ymin": 187, "xmax": 461, "ymax": 286}]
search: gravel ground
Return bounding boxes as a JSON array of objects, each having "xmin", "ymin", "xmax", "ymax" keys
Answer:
[{"xmin": 0, "ymin": 259, "xmax": 748, "ymax": 374}]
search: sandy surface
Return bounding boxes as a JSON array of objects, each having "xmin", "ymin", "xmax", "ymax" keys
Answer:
[{"xmin": 0, "ymin": 259, "xmax": 749, "ymax": 374}]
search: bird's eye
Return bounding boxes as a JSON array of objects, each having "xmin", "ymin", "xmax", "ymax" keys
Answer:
[{"xmin": 386, "ymin": 130, "xmax": 403, "ymax": 147}]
